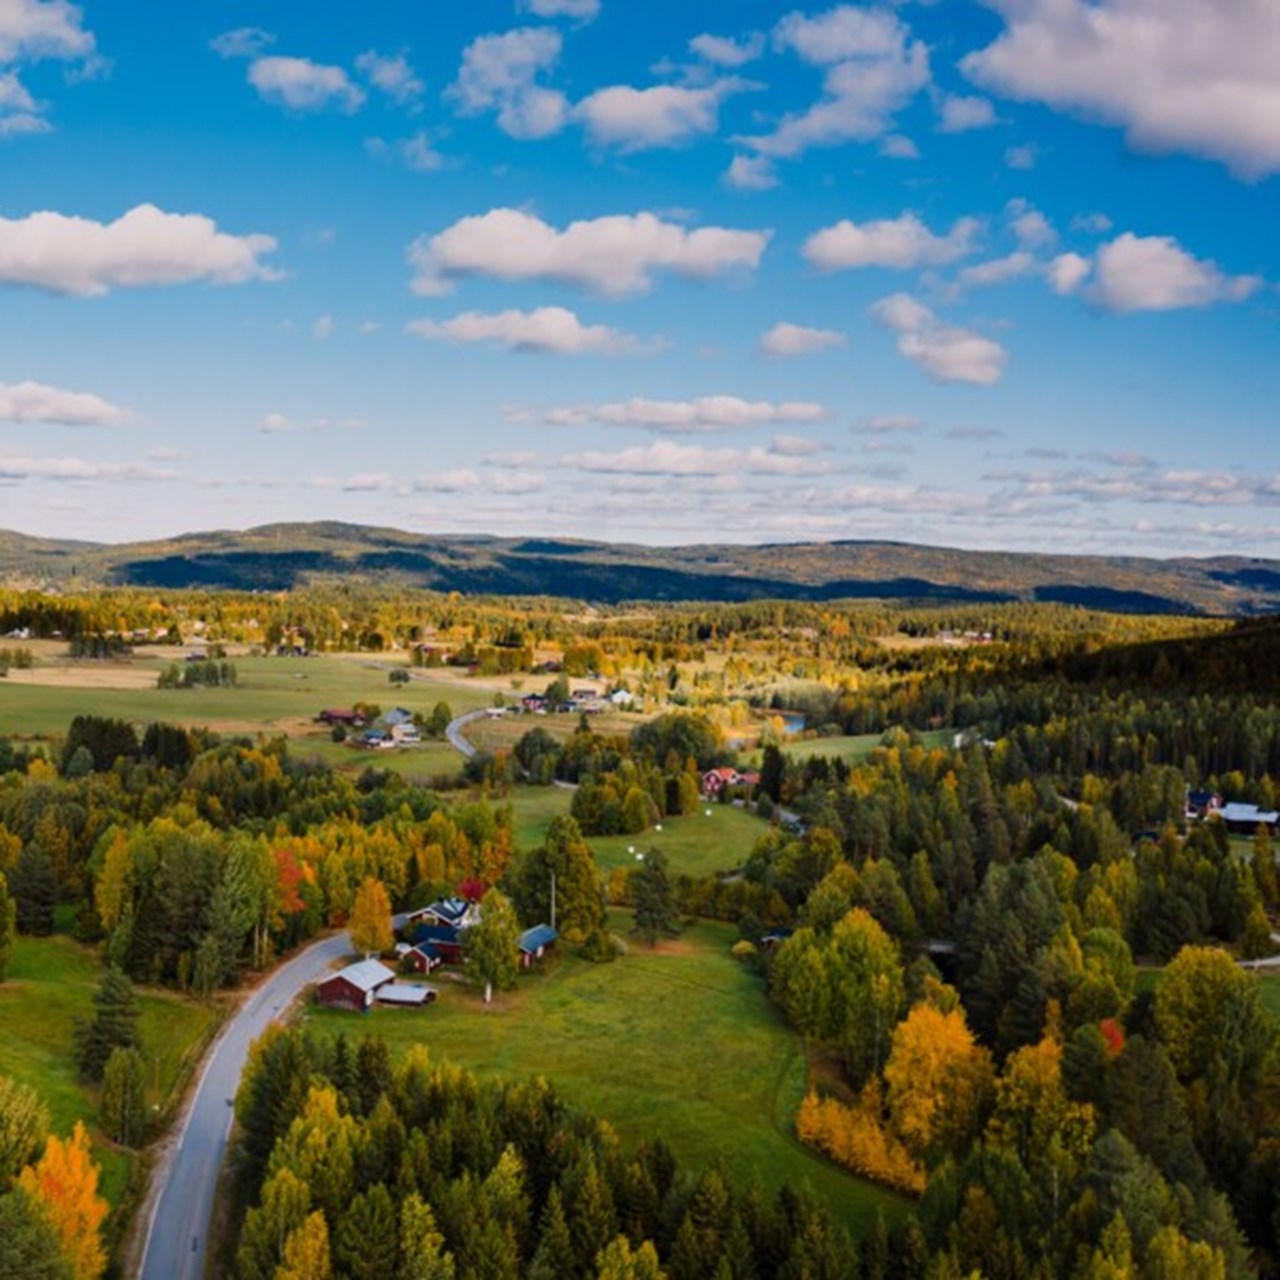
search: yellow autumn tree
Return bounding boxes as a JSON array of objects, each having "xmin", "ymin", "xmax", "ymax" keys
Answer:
[
  {"xmin": 348, "ymin": 877, "xmax": 392, "ymax": 957},
  {"xmin": 18, "ymin": 1122, "xmax": 108, "ymax": 1280},
  {"xmin": 795, "ymin": 1085, "xmax": 925, "ymax": 1195},
  {"xmin": 884, "ymin": 1002, "xmax": 993, "ymax": 1166},
  {"xmin": 276, "ymin": 1210, "xmax": 332, "ymax": 1280}
]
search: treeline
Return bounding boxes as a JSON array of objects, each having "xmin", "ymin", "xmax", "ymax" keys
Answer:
[{"xmin": 231, "ymin": 1026, "xmax": 866, "ymax": 1280}]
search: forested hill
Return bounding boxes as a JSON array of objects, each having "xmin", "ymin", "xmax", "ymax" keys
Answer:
[{"xmin": 3, "ymin": 521, "xmax": 1280, "ymax": 614}]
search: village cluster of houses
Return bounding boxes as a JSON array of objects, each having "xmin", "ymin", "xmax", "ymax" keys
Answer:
[
  {"xmin": 517, "ymin": 687, "xmax": 634, "ymax": 716},
  {"xmin": 317, "ymin": 705, "xmax": 421, "ymax": 751},
  {"xmin": 701, "ymin": 766, "xmax": 763, "ymax": 798},
  {"xmin": 1186, "ymin": 790, "xmax": 1280, "ymax": 834},
  {"xmin": 316, "ymin": 895, "xmax": 558, "ymax": 1012}
]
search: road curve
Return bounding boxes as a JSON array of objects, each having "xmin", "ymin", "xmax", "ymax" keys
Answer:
[
  {"xmin": 445, "ymin": 708, "xmax": 487, "ymax": 759},
  {"xmin": 139, "ymin": 927, "xmax": 390, "ymax": 1280}
]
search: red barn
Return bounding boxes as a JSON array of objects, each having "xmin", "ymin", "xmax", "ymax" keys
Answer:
[{"xmin": 316, "ymin": 959, "xmax": 395, "ymax": 1012}]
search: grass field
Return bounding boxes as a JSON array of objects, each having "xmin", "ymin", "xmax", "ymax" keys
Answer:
[
  {"xmin": 309, "ymin": 914, "xmax": 908, "ymax": 1237},
  {"xmin": 741, "ymin": 728, "xmax": 956, "ymax": 766},
  {"xmin": 296, "ymin": 735, "xmax": 463, "ymax": 781},
  {"xmin": 1260, "ymin": 973, "xmax": 1280, "ymax": 1022},
  {"xmin": 505, "ymin": 786, "xmax": 767, "ymax": 875},
  {"xmin": 0, "ymin": 651, "xmax": 491, "ymax": 747},
  {"xmin": 0, "ymin": 929, "xmax": 221, "ymax": 1211},
  {"xmin": 462, "ymin": 709, "xmax": 642, "ymax": 755}
]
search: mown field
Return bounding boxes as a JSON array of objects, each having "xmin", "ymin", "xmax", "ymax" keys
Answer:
[
  {"xmin": 0, "ymin": 924, "xmax": 221, "ymax": 1213},
  {"xmin": 309, "ymin": 913, "xmax": 908, "ymax": 1237},
  {"xmin": 743, "ymin": 727, "xmax": 956, "ymax": 766},
  {"xmin": 0, "ymin": 650, "xmax": 491, "ymax": 745}
]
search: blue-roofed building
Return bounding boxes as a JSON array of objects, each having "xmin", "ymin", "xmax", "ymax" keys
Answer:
[
  {"xmin": 407, "ymin": 923, "xmax": 465, "ymax": 964},
  {"xmin": 408, "ymin": 897, "xmax": 481, "ymax": 930},
  {"xmin": 518, "ymin": 924, "xmax": 558, "ymax": 970}
]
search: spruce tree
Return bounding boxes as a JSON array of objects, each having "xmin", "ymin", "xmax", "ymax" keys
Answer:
[
  {"xmin": 74, "ymin": 967, "xmax": 140, "ymax": 1082},
  {"xmin": 10, "ymin": 847, "xmax": 55, "ymax": 936},
  {"xmin": 631, "ymin": 849, "xmax": 679, "ymax": 946}
]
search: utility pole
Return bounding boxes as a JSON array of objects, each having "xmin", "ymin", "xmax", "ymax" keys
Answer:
[{"xmin": 550, "ymin": 870, "xmax": 557, "ymax": 930}]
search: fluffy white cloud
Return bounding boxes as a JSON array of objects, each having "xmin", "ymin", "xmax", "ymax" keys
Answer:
[
  {"xmin": 870, "ymin": 292, "xmax": 1007, "ymax": 385},
  {"xmin": 342, "ymin": 472, "xmax": 393, "ymax": 492},
  {"xmin": 407, "ymin": 306, "xmax": 643, "ymax": 355},
  {"xmin": 484, "ymin": 450, "xmax": 539, "ymax": 468},
  {"xmin": 0, "ymin": 110, "xmax": 47, "ymax": 137},
  {"xmin": 760, "ymin": 322, "xmax": 846, "ymax": 357},
  {"xmin": 0, "ymin": 0, "xmax": 94, "ymax": 63},
  {"xmin": 880, "ymin": 134, "xmax": 919, "ymax": 159},
  {"xmin": 518, "ymin": 0, "xmax": 600, "ymax": 19},
  {"xmin": 770, "ymin": 434, "xmax": 830, "ymax": 456},
  {"xmin": 1048, "ymin": 252, "xmax": 1091, "ymax": 295},
  {"xmin": 562, "ymin": 439, "xmax": 836, "ymax": 476},
  {"xmin": 409, "ymin": 208, "xmax": 769, "ymax": 297},
  {"xmin": 210, "ymin": 28, "xmax": 274, "ymax": 60},
  {"xmin": 937, "ymin": 93, "xmax": 997, "ymax": 132},
  {"xmin": 963, "ymin": 0, "xmax": 1280, "ymax": 179},
  {"xmin": 740, "ymin": 6, "xmax": 929, "ymax": 158},
  {"xmin": 0, "ymin": 379, "xmax": 130, "ymax": 425},
  {"xmin": 575, "ymin": 80, "xmax": 746, "ymax": 151},
  {"xmin": 248, "ymin": 56, "xmax": 366, "ymax": 113},
  {"xmin": 356, "ymin": 51, "xmax": 423, "ymax": 106},
  {"xmin": 260, "ymin": 412, "xmax": 290, "ymax": 433},
  {"xmin": 859, "ymin": 414, "xmax": 923, "ymax": 433},
  {"xmin": 0, "ymin": 203, "xmax": 279, "ymax": 296},
  {"xmin": 724, "ymin": 154, "xmax": 777, "ymax": 190},
  {"xmin": 544, "ymin": 395, "xmax": 829, "ymax": 433},
  {"xmin": 959, "ymin": 251, "xmax": 1035, "ymax": 288},
  {"xmin": 690, "ymin": 32, "xmax": 765, "ymax": 67},
  {"xmin": 0, "ymin": 453, "xmax": 175, "ymax": 482},
  {"xmin": 450, "ymin": 28, "xmax": 567, "ymax": 139},
  {"xmin": 803, "ymin": 213, "xmax": 978, "ymax": 271},
  {"xmin": 1089, "ymin": 233, "xmax": 1263, "ymax": 312},
  {"xmin": 413, "ymin": 468, "xmax": 481, "ymax": 493}
]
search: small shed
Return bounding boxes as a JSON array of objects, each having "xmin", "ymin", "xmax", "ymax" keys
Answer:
[
  {"xmin": 518, "ymin": 924, "xmax": 558, "ymax": 970},
  {"xmin": 376, "ymin": 983, "xmax": 437, "ymax": 1008},
  {"xmin": 402, "ymin": 943, "xmax": 443, "ymax": 975},
  {"xmin": 317, "ymin": 959, "xmax": 396, "ymax": 1012}
]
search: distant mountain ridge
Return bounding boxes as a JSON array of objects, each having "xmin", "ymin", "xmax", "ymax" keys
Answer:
[{"xmin": 2, "ymin": 521, "xmax": 1279, "ymax": 615}]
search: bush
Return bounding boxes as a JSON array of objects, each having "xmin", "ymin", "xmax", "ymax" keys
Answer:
[{"xmin": 580, "ymin": 927, "xmax": 619, "ymax": 964}]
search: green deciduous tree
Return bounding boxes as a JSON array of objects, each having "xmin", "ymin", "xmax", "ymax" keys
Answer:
[
  {"xmin": 0, "ymin": 1076, "xmax": 50, "ymax": 1188},
  {"xmin": 100, "ymin": 1047, "xmax": 148, "ymax": 1147},
  {"xmin": 0, "ymin": 870, "xmax": 14, "ymax": 981},
  {"xmin": 468, "ymin": 889, "xmax": 519, "ymax": 1004}
]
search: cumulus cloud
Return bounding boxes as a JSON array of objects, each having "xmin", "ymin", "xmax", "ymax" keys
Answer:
[
  {"xmin": 738, "ymin": 6, "xmax": 930, "ymax": 159},
  {"xmin": 986, "ymin": 463, "xmax": 1280, "ymax": 510},
  {"xmin": 0, "ymin": 453, "xmax": 175, "ymax": 482},
  {"xmin": 484, "ymin": 450, "xmax": 539, "ymax": 468},
  {"xmin": 413, "ymin": 468, "xmax": 482, "ymax": 493},
  {"xmin": 1008, "ymin": 200, "xmax": 1056, "ymax": 248},
  {"xmin": 803, "ymin": 212, "xmax": 979, "ymax": 271},
  {"xmin": 1089, "ymin": 233, "xmax": 1262, "ymax": 312},
  {"xmin": 880, "ymin": 134, "xmax": 919, "ymax": 159},
  {"xmin": 342, "ymin": 472, "xmax": 393, "ymax": 492},
  {"xmin": 356, "ymin": 50, "xmax": 423, "ymax": 106},
  {"xmin": 543, "ymin": 395, "xmax": 829, "ymax": 433},
  {"xmin": 248, "ymin": 56, "xmax": 365, "ymax": 113},
  {"xmin": 518, "ymin": 0, "xmax": 600, "ymax": 19},
  {"xmin": 0, "ymin": 379, "xmax": 130, "ymax": 426},
  {"xmin": 450, "ymin": 28, "xmax": 567, "ymax": 139},
  {"xmin": 690, "ymin": 32, "xmax": 765, "ymax": 67},
  {"xmin": 0, "ymin": 203, "xmax": 278, "ymax": 296},
  {"xmin": 1047, "ymin": 252, "xmax": 1091, "ymax": 295},
  {"xmin": 407, "ymin": 306, "xmax": 645, "ymax": 355},
  {"xmin": 958, "ymin": 251, "xmax": 1036, "ymax": 288},
  {"xmin": 724, "ymin": 154, "xmax": 778, "ymax": 190},
  {"xmin": 260, "ymin": 412, "xmax": 291, "ymax": 433},
  {"xmin": 575, "ymin": 79, "xmax": 748, "ymax": 151},
  {"xmin": 963, "ymin": 0, "xmax": 1280, "ymax": 179},
  {"xmin": 210, "ymin": 27, "xmax": 274, "ymax": 60},
  {"xmin": 0, "ymin": 0, "xmax": 98, "ymax": 136},
  {"xmin": 858, "ymin": 414, "xmax": 923, "ymax": 434},
  {"xmin": 937, "ymin": 93, "xmax": 997, "ymax": 132},
  {"xmin": 870, "ymin": 293, "xmax": 1007, "ymax": 385},
  {"xmin": 760, "ymin": 322, "xmax": 846, "ymax": 357},
  {"xmin": 562, "ymin": 438, "xmax": 836, "ymax": 477},
  {"xmin": 770, "ymin": 434, "xmax": 831, "ymax": 456},
  {"xmin": 408, "ymin": 208, "xmax": 769, "ymax": 297}
]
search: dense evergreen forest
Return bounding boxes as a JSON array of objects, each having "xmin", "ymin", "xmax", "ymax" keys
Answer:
[{"xmin": 0, "ymin": 590, "xmax": 1277, "ymax": 1276}]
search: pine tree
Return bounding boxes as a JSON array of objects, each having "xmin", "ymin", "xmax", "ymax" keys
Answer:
[
  {"xmin": 74, "ymin": 967, "xmax": 140, "ymax": 1083},
  {"xmin": 568, "ymin": 1154, "xmax": 616, "ymax": 1275},
  {"xmin": 10, "ymin": 846, "xmax": 55, "ymax": 936},
  {"xmin": 398, "ymin": 1192, "xmax": 456, "ymax": 1280},
  {"xmin": 0, "ymin": 870, "xmax": 14, "ymax": 981},
  {"xmin": 528, "ymin": 1185, "xmax": 573, "ymax": 1280},
  {"xmin": 631, "ymin": 849, "xmax": 679, "ymax": 947},
  {"xmin": 100, "ymin": 1047, "xmax": 148, "ymax": 1147},
  {"xmin": 595, "ymin": 1236, "xmax": 664, "ymax": 1280},
  {"xmin": 335, "ymin": 1183, "xmax": 399, "ymax": 1280}
]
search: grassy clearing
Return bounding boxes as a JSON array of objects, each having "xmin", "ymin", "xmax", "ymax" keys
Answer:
[
  {"xmin": 0, "ymin": 652, "xmax": 489, "ymax": 746},
  {"xmin": 0, "ymin": 931, "xmax": 220, "ymax": 1211},
  {"xmin": 741, "ymin": 728, "xmax": 955, "ymax": 766},
  {"xmin": 589, "ymin": 802, "xmax": 767, "ymax": 876},
  {"xmin": 507, "ymin": 786, "xmax": 576, "ymax": 851},
  {"xmin": 295, "ymin": 735, "xmax": 462, "ymax": 781},
  {"xmin": 309, "ymin": 914, "xmax": 908, "ymax": 1237},
  {"xmin": 462, "ymin": 710, "xmax": 643, "ymax": 755}
]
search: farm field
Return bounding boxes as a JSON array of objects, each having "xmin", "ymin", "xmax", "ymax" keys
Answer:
[
  {"xmin": 309, "ymin": 914, "xmax": 909, "ymax": 1237},
  {"xmin": 462, "ymin": 708, "xmax": 643, "ymax": 754},
  {"xmin": 744, "ymin": 727, "xmax": 956, "ymax": 766},
  {"xmin": 0, "ymin": 927, "xmax": 221, "ymax": 1212},
  {"xmin": 0, "ymin": 650, "xmax": 491, "ymax": 744},
  {"xmin": 295, "ymin": 735, "xmax": 462, "ymax": 780}
]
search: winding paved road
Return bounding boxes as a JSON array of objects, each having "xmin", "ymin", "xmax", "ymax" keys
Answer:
[
  {"xmin": 139, "ymin": 921, "xmax": 403, "ymax": 1280},
  {"xmin": 446, "ymin": 708, "xmax": 486, "ymax": 759}
]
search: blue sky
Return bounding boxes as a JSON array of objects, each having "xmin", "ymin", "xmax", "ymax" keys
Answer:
[{"xmin": 0, "ymin": 0, "xmax": 1277, "ymax": 555}]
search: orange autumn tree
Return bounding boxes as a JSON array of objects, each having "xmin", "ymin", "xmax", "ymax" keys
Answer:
[
  {"xmin": 884, "ymin": 1001, "xmax": 994, "ymax": 1167},
  {"xmin": 18, "ymin": 1122, "xmax": 108, "ymax": 1280},
  {"xmin": 348, "ymin": 877, "xmax": 393, "ymax": 957}
]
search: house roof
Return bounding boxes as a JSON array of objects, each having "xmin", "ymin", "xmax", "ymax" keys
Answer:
[
  {"xmin": 325, "ymin": 958, "xmax": 395, "ymax": 993},
  {"xmin": 518, "ymin": 924, "xmax": 558, "ymax": 953},
  {"xmin": 414, "ymin": 897, "xmax": 471, "ymax": 925},
  {"xmin": 705, "ymin": 767, "xmax": 738, "ymax": 781},
  {"xmin": 412, "ymin": 923, "xmax": 461, "ymax": 944},
  {"xmin": 376, "ymin": 983, "xmax": 436, "ymax": 1005},
  {"xmin": 1221, "ymin": 802, "xmax": 1279, "ymax": 824}
]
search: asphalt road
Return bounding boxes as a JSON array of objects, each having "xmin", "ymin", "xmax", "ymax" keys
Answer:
[
  {"xmin": 139, "ymin": 928, "xmax": 370, "ymax": 1280},
  {"xmin": 445, "ymin": 708, "xmax": 486, "ymax": 759}
]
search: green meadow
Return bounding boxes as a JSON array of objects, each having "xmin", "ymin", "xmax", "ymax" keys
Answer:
[{"xmin": 310, "ymin": 913, "xmax": 908, "ymax": 1238}]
